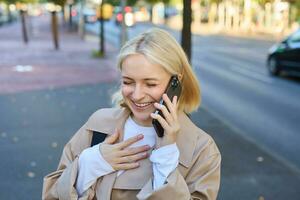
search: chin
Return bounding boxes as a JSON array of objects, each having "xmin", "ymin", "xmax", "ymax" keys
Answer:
[{"xmin": 131, "ymin": 110, "xmax": 153, "ymax": 126}]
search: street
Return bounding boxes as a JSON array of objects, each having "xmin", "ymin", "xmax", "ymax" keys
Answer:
[
  {"xmin": 88, "ymin": 20, "xmax": 300, "ymax": 170},
  {"xmin": 1, "ymin": 15, "xmax": 300, "ymax": 200}
]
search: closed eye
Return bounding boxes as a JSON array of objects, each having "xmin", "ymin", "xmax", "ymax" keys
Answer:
[
  {"xmin": 146, "ymin": 83, "xmax": 157, "ymax": 87},
  {"xmin": 123, "ymin": 81, "xmax": 133, "ymax": 85}
]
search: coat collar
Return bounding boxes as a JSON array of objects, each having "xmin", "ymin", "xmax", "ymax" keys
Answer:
[{"xmin": 85, "ymin": 107, "xmax": 199, "ymax": 168}]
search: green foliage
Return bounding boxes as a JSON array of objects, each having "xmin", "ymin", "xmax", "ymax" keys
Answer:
[
  {"xmin": 47, "ymin": 0, "xmax": 66, "ymax": 6},
  {"xmin": 105, "ymin": 0, "xmax": 138, "ymax": 6},
  {"xmin": 146, "ymin": 0, "xmax": 161, "ymax": 5},
  {"xmin": 2, "ymin": 0, "xmax": 17, "ymax": 4},
  {"xmin": 92, "ymin": 49, "xmax": 105, "ymax": 58},
  {"xmin": 1, "ymin": 0, "xmax": 37, "ymax": 4},
  {"xmin": 253, "ymin": 0, "xmax": 272, "ymax": 6}
]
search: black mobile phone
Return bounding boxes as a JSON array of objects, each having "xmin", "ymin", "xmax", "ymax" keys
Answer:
[{"xmin": 152, "ymin": 75, "xmax": 182, "ymax": 137}]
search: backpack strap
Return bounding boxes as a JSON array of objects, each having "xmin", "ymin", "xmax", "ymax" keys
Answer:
[{"xmin": 91, "ymin": 131, "xmax": 107, "ymax": 147}]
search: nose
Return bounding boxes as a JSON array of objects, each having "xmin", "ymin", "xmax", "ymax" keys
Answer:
[{"xmin": 131, "ymin": 85, "xmax": 145, "ymax": 101}]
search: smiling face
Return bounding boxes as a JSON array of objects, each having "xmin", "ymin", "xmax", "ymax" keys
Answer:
[{"xmin": 121, "ymin": 54, "xmax": 171, "ymax": 126}]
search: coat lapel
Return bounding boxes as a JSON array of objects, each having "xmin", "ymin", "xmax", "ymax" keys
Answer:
[{"xmin": 84, "ymin": 107, "xmax": 199, "ymax": 193}]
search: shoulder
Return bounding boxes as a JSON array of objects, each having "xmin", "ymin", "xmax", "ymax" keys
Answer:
[{"xmin": 88, "ymin": 107, "xmax": 126, "ymax": 122}]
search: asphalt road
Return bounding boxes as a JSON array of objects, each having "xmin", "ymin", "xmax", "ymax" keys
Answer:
[{"xmin": 86, "ymin": 20, "xmax": 300, "ymax": 170}]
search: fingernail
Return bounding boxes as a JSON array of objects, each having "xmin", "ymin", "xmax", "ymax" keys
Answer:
[{"xmin": 137, "ymin": 134, "xmax": 143, "ymax": 139}]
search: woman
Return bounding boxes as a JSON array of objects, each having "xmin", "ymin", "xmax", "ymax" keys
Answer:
[{"xmin": 43, "ymin": 28, "xmax": 221, "ymax": 200}]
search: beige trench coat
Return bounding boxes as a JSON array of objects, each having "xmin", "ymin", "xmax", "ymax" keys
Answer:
[{"xmin": 42, "ymin": 107, "xmax": 221, "ymax": 200}]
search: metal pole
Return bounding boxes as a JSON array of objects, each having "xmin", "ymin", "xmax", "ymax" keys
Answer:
[{"xmin": 99, "ymin": 0, "xmax": 105, "ymax": 55}]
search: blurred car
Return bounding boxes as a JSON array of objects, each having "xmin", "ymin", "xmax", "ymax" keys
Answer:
[
  {"xmin": 115, "ymin": 6, "xmax": 135, "ymax": 27},
  {"xmin": 267, "ymin": 29, "xmax": 300, "ymax": 76}
]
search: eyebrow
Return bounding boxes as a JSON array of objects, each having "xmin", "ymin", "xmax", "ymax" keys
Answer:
[{"xmin": 122, "ymin": 76, "xmax": 159, "ymax": 81}]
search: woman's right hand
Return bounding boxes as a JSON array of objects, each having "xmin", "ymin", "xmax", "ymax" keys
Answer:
[{"xmin": 99, "ymin": 129, "xmax": 150, "ymax": 170}]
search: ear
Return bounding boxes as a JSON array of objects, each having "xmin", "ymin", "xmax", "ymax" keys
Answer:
[{"xmin": 177, "ymin": 74, "xmax": 183, "ymax": 82}]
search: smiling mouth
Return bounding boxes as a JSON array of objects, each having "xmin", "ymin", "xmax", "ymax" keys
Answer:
[{"xmin": 131, "ymin": 100, "xmax": 154, "ymax": 109}]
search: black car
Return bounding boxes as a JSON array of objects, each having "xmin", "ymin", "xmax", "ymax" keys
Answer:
[{"xmin": 267, "ymin": 29, "xmax": 300, "ymax": 76}]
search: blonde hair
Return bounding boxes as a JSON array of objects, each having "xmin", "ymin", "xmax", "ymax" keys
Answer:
[{"xmin": 112, "ymin": 28, "xmax": 201, "ymax": 114}]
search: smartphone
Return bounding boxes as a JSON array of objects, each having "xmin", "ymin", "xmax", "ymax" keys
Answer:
[{"xmin": 152, "ymin": 75, "xmax": 182, "ymax": 137}]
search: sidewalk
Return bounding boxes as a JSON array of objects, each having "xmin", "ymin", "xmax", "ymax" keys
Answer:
[
  {"xmin": 0, "ymin": 14, "xmax": 119, "ymax": 94},
  {"xmin": 0, "ymin": 15, "xmax": 300, "ymax": 200}
]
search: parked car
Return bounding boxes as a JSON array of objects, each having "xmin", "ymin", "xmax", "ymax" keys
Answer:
[{"xmin": 267, "ymin": 29, "xmax": 300, "ymax": 76}]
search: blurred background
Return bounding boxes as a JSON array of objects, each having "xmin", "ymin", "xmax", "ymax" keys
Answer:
[{"xmin": 1, "ymin": 0, "xmax": 300, "ymax": 199}]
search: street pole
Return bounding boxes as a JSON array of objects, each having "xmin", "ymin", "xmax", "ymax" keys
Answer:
[
  {"xmin": 120, "ymin": 0, "xmax": 127, "ymax": 48},
  {"xmin": 99, "ymin": 0, "xmax": 105, "ymax": 56}
]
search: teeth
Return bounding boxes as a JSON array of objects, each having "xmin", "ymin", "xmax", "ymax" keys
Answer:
[{"xmin": 134, "ymin": 102, "xmax": 152, "ymax": 107}]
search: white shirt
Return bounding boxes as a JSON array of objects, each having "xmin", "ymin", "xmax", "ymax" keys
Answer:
[{"xmin": 76, "ymin": 116, "xmax": 179, "ymax": 196}]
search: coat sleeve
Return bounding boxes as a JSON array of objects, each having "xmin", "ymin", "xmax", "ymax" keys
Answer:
[
  {"xmin": 42, "ymin": 123, "xmax": 98, "ymax": 200},
  {"xmin": 136, "ymin": 139, "xmax": 221, "ymax": 200}
]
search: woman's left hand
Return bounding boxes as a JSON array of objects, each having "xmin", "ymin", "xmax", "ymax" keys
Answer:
[{"xmin": 151, "ymin": 94, "xmax": 180, "ymax": 148}]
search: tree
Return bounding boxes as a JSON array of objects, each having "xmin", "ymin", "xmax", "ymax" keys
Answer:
[
  {"xmin": 162, "ymin": 0, "xmax": 171, "ymax": 23},
  {"xmin": 47, "ymin": 0, "xmax": 66, "ymax": 49},
  {"xmin": 181, "ymin": 0, "xmax": 192, "ymax": 61},
  {"xmin": 106, "ymin": 0, "xmax": 138, "ymax": 6},
  {"xmin": 1, "ymin": 0, "xmax": 16, "ymax": 23},
  {"xmin": 14, "ymin": 0, "xmax": 37, "ymax": 44},
  {"xmin": 286, "ymin": 0, "xmax": 300, "ymax": 21}
]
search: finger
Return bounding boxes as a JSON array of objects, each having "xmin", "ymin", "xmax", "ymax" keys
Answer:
[
  {"xmin": 172, "ymin": 96, "xmax": 178, "ymax": 120},
  {"xmin": 116, "ymin": 134, "xmax": 144, "ymax": 149},
  {"xmin": 119, "ymin": 145, "xmax": 150, "ymax": 156},
  {"xmin": 154, "ymin": 102, "xmax": 173, "ymax": 124},
  {"xmin": 151, "ymin": 113, "xmax": 169, "ymax": 131},
  {"xmin": 118, "ymin": 152, "xmax": 148, "ymax": 164},
  {"xmin": 103, "ymin": 128, "xmax": 120, "ymax": 144},
  {"xmin": 162, "ymin": 94, "xmax": 176, "ymax": 116},
  {"xmin": 114, "ymin": 162, "xmax": 140, "ymax": 170}
]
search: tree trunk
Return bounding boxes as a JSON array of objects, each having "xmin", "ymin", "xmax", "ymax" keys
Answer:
[
  {"xmin": 181, "ymin": 0, "xmax": 192, "ymax": 61},
  {"xmin": 51, "ymin": 11, "xmax": 59, "ymax": 50},
  {"xmin": 120, "ymin": 0, "xmax": 128, "ymax": 48},
  {"xmin": 78, "ymin": 0, "xmax": 86, "ymax": 39},
  {"xmin": 62, "ymin": 6, "xmax": 66, "ymax": 26},
  {"xmin": 20, "ymin": 10, "xmax": 28, "ymax": 44},
  {"xmin": 208, "ymin": 3, "xmax": 217, "ymax": 27},
  {"xmin": 6, "ymin": 5, "xmax": 13, "ymax": 23},
  {"xmin": 149, "ymin": 5, "xmax": 153, "ymax": 23},
  {"xmin": 164, "ymin": 4, "xmax": 168, "ymax": 24},
  {"xmin": 69, "ymin": 4, "xmax": 73, "ymax": 31}
]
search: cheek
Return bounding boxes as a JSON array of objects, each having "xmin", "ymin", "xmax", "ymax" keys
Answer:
[
  {"xmin": 151, "ymin": 87, "xmax": 166, "ymax": 101},
  {"xmin": 121, "ymin": 85, "xmax": 132, "ymax": 98}
]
